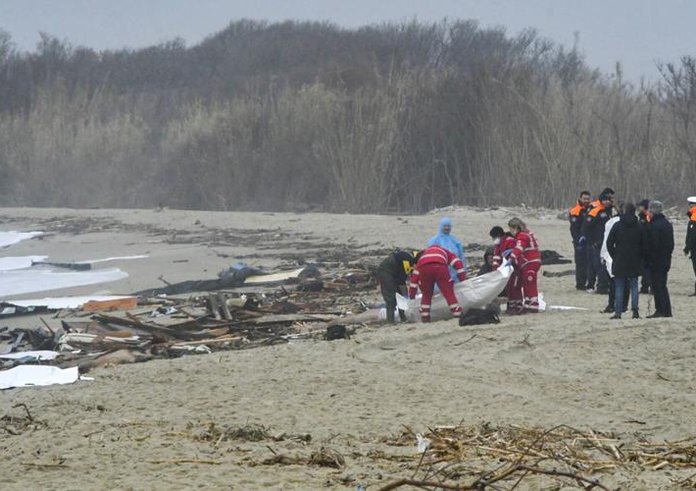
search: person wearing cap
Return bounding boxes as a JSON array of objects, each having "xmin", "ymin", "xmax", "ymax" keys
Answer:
[
  {"xmin": 684, "ymin": 196, "xmax": 696, "ymax": 296},
  {"xmin": 637, "ymin": 199, "xmax": 652, "ymax": 294},
  {"xmin": 581, "ymin": 192, "xmax": 615, "ymax": 294},
  {"xmin": 646, "ymin": 200, "xmax": 674, "ymax": 318},
  {"xmin": 376, "ymin": 250, "xmax": 416, "ymax": 323},
  {"xmin": 569, "ymin": 190, "xmax": 592, "ymax": 290},
  {"xmin": 427, "ymin": 217, "xmax": 467, "ymax": 282}
]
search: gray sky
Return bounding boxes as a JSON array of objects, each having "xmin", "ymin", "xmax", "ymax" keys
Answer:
[{"xmin": 2, "ymin": 0, "xmax": 695, "ymax": 81}]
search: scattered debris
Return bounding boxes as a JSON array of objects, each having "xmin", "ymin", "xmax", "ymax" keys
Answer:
[{"xmin": 379, "ymin": 423, "xmax": 696, "ymax": 490}]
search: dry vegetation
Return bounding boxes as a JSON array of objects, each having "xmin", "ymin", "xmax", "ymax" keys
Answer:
[{"xmin": 0, "ymin": 20, "xmax": 695, "ymax": 212}]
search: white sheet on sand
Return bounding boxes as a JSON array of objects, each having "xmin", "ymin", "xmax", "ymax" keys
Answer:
[
  {"xmin": 0, "ymin": 231, "xmax": 43, "ymax": 248},
  {"xmin": 0, "ymin": 365, "xmax": 78, "ymax": 390},
  {"xmin": 0, "ymin": 256, "xmax": 48, "ymax": 271},
  {"xmin": 0, "ymin": 351, "xmax": 59, "ymax": 361},
  {"xmin": 0, "ymin": 268, "xmax": 128, "ymax": 298},
  {"xmin": 4, "ymin": 295, "xmax": 134, "ymax": 310},
  {"xmin": 397, "ymin": 263, "xmax": 513, "ymax": 322}
]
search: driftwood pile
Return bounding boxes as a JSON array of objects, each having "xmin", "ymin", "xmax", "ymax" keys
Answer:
[
  {"xmin": 0, "ymin": 264, "xmax": 378, "ymax": 372},
  {"xmin": 377, "ymin": 423, "xmax": 696, "ymax": 490}
]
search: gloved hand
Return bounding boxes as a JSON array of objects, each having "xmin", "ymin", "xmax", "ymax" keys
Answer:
[
  {"xmin": 502, "ymin": 249, "xmax": 513, "ymax": 259},
  {"xmin": 457, "ymin": 272, "xmax": 467, "ymax": 282},
  {"xmin": 577, "ymin": 236, "xmax": 587, "ymax": 250},
  {"xmin": 685, "ymin": 247, "xmax": 690, "ymax": 256}
]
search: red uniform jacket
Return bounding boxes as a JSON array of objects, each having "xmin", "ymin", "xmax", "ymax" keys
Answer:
[
  {"xmin": 492, "ymin": 234, "xmax": 517, "ymax": 269},
  {"xmin": 408, "ymin": 245, "xmax": 466, "ymax": 298},
  {"xmin": 510, "ymin": 230, "xmax": 541, "ymax": 268}
]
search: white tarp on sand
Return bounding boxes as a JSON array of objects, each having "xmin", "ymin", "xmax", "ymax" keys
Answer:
[
  {"xmin": 397, "ymin": 262, "xmax": 513, "ymax": 322},
  {"xmin": 0, "ymin": 365, "xmax": 79, "ymax": 390},
  {"xmin": 0, "ymin": 231, "xmax": 43, "ymax": 248},
  {"xmin": 0, "ymin": 268, "xmax": 128, "ymax": 298}
]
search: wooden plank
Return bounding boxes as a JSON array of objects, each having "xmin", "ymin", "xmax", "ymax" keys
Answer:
[
  {"xmin": 244, "ymin": 267, "xmax": 306, "ymax": 285},
  {"xmin": 82, "ymin": 297, "xmax": 138, "ymax": 312}
]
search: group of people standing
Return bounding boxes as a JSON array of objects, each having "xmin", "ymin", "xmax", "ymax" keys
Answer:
[
  {"xmin": 377, "ymin": 216, "xmax": 541, "ymax": 323},
  {"xmin": 568, "ymin": 189, "xmax": 694, "ymax": 319}
]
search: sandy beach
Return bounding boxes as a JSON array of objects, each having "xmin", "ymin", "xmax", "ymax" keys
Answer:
[{"xmin": 1, "ymin": 206, "xmax": 695, "ymax": 490}]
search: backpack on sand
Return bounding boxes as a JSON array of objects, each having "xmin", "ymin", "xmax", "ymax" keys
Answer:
[{"xmin": 458, "ymin": 304, "xmax": 501, "ymax": 326}]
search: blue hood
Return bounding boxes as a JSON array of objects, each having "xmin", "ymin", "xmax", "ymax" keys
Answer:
[{"xmin": 428, "ymin": 217, "xmax": 466, "ymax": 270}]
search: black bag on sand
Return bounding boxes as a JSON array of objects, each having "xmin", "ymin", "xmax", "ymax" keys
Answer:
[{"xmin": 459, "ymin": 304, "xmax": 501, "ymax": 326}]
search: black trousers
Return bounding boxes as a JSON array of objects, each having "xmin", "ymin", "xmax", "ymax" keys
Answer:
[
  {"xmin": 650, "ymin": 265, "xmax": 672, "ymax": 317},
  {"xmin": 691, "ymin": 255, "xmax": 696, "ymax": 292},
  {"xmin": 640, "ymin": 262, "xmax": 651, "ymax": 292},
  {"xmin": 591, "ymin": 244, "xmax": 609, "ymax": 292},
  {"xmin": 585, "ymin": 245, "xmax": 596, "ymax": 289},
  {"xmin": 574, "ymin": 243, "xmax": 588, "ymax": 288},
  {"xmin": 376, "ymin": 269, "xmax": 406, "ymax": 322}
]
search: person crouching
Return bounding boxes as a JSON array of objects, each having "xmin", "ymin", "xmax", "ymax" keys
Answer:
[{"xmin": 408, "ymin": 245, "xmax": 466, "ymax": 322}]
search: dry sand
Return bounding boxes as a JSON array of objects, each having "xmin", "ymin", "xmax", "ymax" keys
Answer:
[{"xmin": 1, "ymin": 206, "xmax": 695, "ymax": 490}]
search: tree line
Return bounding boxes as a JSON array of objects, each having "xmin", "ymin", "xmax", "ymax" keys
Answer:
[{"xmin": 0, "ymin": 20, "xmax": 694, "ymax": 212}]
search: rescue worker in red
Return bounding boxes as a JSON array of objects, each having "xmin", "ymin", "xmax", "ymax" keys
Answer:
[
  {"xmin": 408, "ymin": 245, "xmax": 466, "ymax": 322},
  {"xmin": 506, "ymin": 217, "xmax": 541, "ymax": 314},
  {"xmin": 489, "ymin": 226, "xmax": 516, "ymax": 270},
  {"xmin": 684, "ymin": 196, "xmax": 696, "ymax": 296},
  {"xmin": 489, "ymin": 225, "xmax": 517, "ymax": 305},
  {"xmin": 569, "ymin": 190, "xmax": 592, "ymax": 290}
]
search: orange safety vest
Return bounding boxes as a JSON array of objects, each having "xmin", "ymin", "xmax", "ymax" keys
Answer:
[
  {"xmin": 569, "ymin": 203, "xmax": 584, "ymax": 217},
  {"xmin": 587, "ymin": 203, "xmax": 606, "ymax": 218},
  {"xmin": 689, "ymin": 205, "xmax": 696, "ymax": 221}
]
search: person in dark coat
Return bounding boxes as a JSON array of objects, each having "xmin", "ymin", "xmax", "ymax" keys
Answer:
[
  {"xmin": 645, "ymin": 201, "xmax": 674, "ymax": 318},
  {"xmin": 637, "ymin": 199, "xmax": 652, "ymax": 294},
  {"xmin": 376, "ymin": 250, "xmax": 415, "ymax": 323},
  {"xmin": 477, "ymin": 247, "xmax": 495, "ymax": 276},
  {"xmin": 581, "ymin": 192, "xmax": 615, "ymax": 294},
  {"xmin": 684, "ymin": 196, "xmax": 696, "ymax": 296},
  {"xmin": 606, "ymin": 203, "xmax": 647, "ymax": 319},
  {"xmin": 569, "ymin": 190, "xmax": 592, "ymax": 290}
]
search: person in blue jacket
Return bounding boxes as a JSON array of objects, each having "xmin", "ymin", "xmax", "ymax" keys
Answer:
[{"xmin": 427, "ymin": 217, "xmax": 467, "ymax": 281}]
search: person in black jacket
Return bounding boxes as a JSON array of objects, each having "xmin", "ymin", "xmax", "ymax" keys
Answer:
[
  {"xmin": 684, "ymin": 196, "xmax": 696, "ymax": 296},
  {"xmin": 606, "ymin": 203, "xmax": 647, "ymax": 319},
  {"xmin": 637, "ymin": 199, "xmax": 652, "ymax": 294},
  {"xmin": 569, "ymin": 190, "xmax": 592, "ymax": 290},
  {"xmin": 581, "ymin": 192, "xmax": 614, "ymax": 294},
  {"xmin": 376, "ymin": 250, "xmax": 415, "ymax": 323},
  {"xmin": 646, "ymin": 201, "xmax": 674, "ymax": 318}
]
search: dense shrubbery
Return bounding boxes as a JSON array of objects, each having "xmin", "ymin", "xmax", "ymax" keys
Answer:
[{"xmin": 0, "ymin": 20, "xmax": 694, "ymax": 212}]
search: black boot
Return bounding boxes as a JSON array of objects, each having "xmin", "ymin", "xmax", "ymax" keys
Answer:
[
  {"xmin": 632, "ymin": 309, "xmax": 640, "ymax": 319},
  {"xmin": 610, "ymin": 313, "xmax": 621, "ymax": 320}
]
